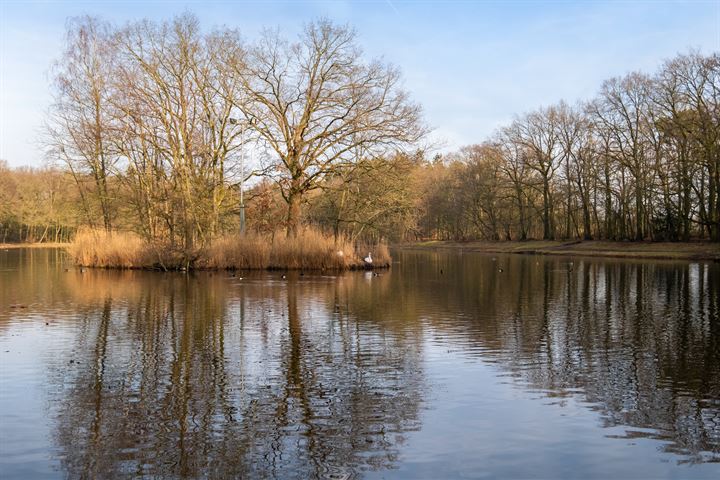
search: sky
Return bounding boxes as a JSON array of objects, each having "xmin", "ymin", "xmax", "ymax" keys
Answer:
[{"xmin": 1, "ymin": 0, "xmax": 719, "ymax": 167}]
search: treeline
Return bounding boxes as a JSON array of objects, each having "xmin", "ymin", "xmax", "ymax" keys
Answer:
[
  {"xmin": 271, "ymin": 52, "xmax": 720, "ymax": 243},
  {"xmin": 8, "ymin": 12, "xmax": 717, "ymax": 247},
  {"xmin": 0, "ymin": 161, "xmax": 77, "ymax": 243},
  {"xmin": 416, "ymin": 52, "xmax": 719, "ymax": 242}
]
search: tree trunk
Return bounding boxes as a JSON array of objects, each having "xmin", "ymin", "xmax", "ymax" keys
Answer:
[
  {"xmin": 286, "ymin": 188, "xmax": 302, "ymax": 238},
  {"xmin": 542, "ymin": 177, "xmax": 552, "ymax": 240},
  {"xmin": 680, "ymin": 150, "xmax": 691, "ymax": 241},
  {"xmin": 635, "ymin": 179, "xmax": 644, "ymax": 241}
]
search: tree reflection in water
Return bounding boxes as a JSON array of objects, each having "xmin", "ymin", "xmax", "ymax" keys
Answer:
[
  {"xmin": 50, "ymin": 272, "xmax": 424, "ymax": 479},
  {"xmin": 392, "ymin": 251, "xmax": 720, "ymax": 463},
  {"xmin": 2, "ymin": 248, "xmax": 718, "ymax": 476}
]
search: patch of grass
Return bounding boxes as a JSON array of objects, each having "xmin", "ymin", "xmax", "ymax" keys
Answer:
[
  {"xmin": 67, "ymin": 228, "xmax": 153, "ymax": 268},
  {"xmin": 68, "ymin": 228, "xmax": 391, "ymax": 270}
]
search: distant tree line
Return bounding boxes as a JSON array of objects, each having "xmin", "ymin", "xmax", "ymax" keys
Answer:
[
  {"xmin": 3, "ymin": 13, "xmax": 717, "ymax": 246},
  {"xmin": 288, "ymin": 50, "xmax": 720, "ymax": 244},
  {"xmin": 0, "ymin": 161, "xmax": 77, "ymax": 243},
  {"xmin": 414, "ymin": 52, "xmax": 719, "ymax": 242}
]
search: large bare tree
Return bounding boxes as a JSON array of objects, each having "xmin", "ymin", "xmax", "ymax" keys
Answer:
[{"xmin": 227, "ymin": 20, "xmax": 425, "ymax": 236}]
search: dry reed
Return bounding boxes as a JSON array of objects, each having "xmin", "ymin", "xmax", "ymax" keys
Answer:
[
  {"xmin": 68, "ymin": 227, "xmax": 391, "ymax": 270},
  {"xmin": 67, "ymin": 228, "xmax": 151, "ymax": 268}
]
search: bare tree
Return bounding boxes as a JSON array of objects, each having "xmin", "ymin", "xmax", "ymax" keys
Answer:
[
  {"xmin": 495, "ymin": 130, "xmax": 533, "ymax": 240},
  {"xmin": 557, "ymin": 103, "xmax": 596, "ymax": 240},
  {"xmin": 506, "ymin": 106, "xmax": 563, "ymax": 240},
  {"xmin": 111, "ymin": 14, "xmax": 244, "ymax": 263},
  {"xmin": 226, "ymin": 20, "xmax": 425, "ymax": 236},
  {"xmin": 309, "ymin": 152, "xmax": 420, "ymax": 242},
  {"xmin": 590, "ymin": 73, "xmax": 653, "ymax": 240},
  {"xmin": 46, "ymin": 16, "xmax": 117, "ymax": 231},
  {"xmin": 658, "ymin": 52, "xmax": 720, "ymax": 241}
]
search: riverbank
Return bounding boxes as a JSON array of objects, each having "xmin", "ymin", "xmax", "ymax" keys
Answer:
[
  {"xmin": 402, "ymin": 240, "xmax": 720, "ymax": 261},
  {"xmin": 67, "ymin": 229, "xmax": 390, "ymax": 271},
  {"xmin": 0, "ymin": 242, "xmax": 70, "ymax": 249}
]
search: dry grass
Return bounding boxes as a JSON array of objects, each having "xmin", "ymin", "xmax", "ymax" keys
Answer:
[
  {"xmin": 203, "ymin": 234, "xmax": 271, "ymax": 270},
  {"xmin": 266, "ymin": 228, "xmax": 354, "ymax": 270},
  {"xmin": 203, "ymin": 228, "xmax": 391, "ymax": 270},
  {"xmin": 355, "ymin": 241, "xmax": 391, "ymax": 267},
  {"xmin": 68, "ymin": 227, "xmax": 392, "ymax": 270},
  {"xmin": 67, "ymin": 228, "xmax": 157, "ymax": 268}
]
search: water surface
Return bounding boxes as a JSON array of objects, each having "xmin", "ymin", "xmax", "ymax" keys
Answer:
[{"xmin": 1, "ymin": 248, "xmax": 719, "ymax": 478}]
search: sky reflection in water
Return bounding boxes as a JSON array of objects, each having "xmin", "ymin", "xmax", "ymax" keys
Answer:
[{"xmin": 0, "ymin": 248, "xmax": 719, "ymax": 478}]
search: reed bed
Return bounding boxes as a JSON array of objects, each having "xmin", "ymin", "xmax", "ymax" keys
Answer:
[
  {"xmin": 68, "ymin": 228, "xmax": 391, "ymax": 270},
  {"xmin": 67, "ymin": 228, "xmax": 154, "ymax": 268}
]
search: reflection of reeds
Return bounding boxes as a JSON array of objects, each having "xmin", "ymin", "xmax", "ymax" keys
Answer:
[{"xmin": 67, "ymin": 228, "xmax": 391, "ymax": 270}]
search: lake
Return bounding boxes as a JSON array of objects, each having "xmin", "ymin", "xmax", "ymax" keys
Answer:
[{"xmin": 1, "ymin": 248, "xmax": 719, "ymax": 479}]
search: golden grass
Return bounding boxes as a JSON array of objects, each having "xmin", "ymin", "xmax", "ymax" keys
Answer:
[
  {"xmin": 67, "ymin": 228, "xmax": 153, "ymax": 268},
  {"xmin": 202, "ymin": 228, "xmax": 391, "ymax": 270},
  {"xmin": 265, "ymin": 228, "xmax": 353, "ymax": 270},
  {"xmin": 68, "ymin": 227, "xmax": 392, "ymax": 270}
]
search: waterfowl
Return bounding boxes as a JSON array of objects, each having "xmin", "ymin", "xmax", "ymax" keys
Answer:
[{"xmin": 364, "ymin": 252, "xmax": 373, "ymax": 265}]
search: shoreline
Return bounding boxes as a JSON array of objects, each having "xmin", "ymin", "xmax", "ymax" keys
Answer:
[
  {"xmin": 4, "ymin": 240, "xmax": 718, "ymax": 262},
  {"xmin": 400, "ymin": 240, "xmax": 720, "ymax": 261},
  {"xmin": 62, "ymin": 264, "xmax": 388, "ymax": 272},
  {"xmin": 0, "ymin": 242, "xmax": 70, "ymax": 250}
]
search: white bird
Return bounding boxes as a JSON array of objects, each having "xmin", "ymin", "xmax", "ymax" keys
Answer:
[{"xmin": 364, "ymin": 252, "xmax": 373, "ymax": 264}]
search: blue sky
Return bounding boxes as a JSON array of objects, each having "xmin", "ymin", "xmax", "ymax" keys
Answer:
[{"xmin": 1, "ymin": 0, "xmax": 719, "ymax": 167}]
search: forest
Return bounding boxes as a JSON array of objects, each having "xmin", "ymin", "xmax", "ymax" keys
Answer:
[{"xmin": 1, "ymin": 14, "xmax": 718, "ymax": 255}]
